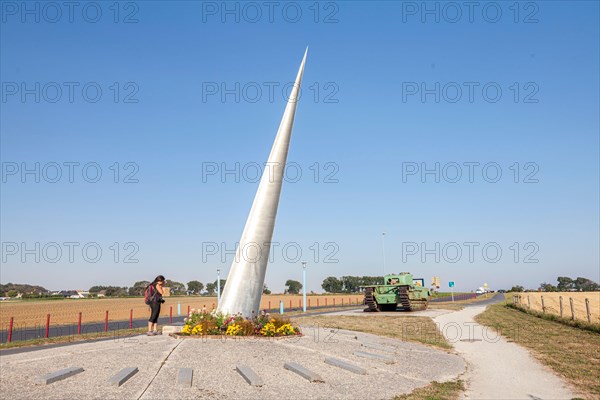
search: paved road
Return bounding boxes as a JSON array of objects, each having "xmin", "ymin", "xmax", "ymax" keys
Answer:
[{"xmin": 463, "ymin": 293, "xmax": 505, "ymax": 307}]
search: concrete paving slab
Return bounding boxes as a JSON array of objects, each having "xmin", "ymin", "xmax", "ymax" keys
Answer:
[
  {"xmin": 284, "ymin": 362, "xmax": 324, "ymax": 382},
  {"xmin": 176, "ymin": 368, "xmax": 193, "ymax": 387},
  {"xmin": 236, "ymin": 365, "xmax": 264, "ymax": 386},
  {"xmin": 108, "ymin": 367, "xmax": 139, "ymax": 387},
  {"xmin": 32, "ymin": 367, "xmax": 84, "ymax": 385},
  {"xmin": 324, "ymin": 357, "xmax": 367, "ymax": 375},
  {"xmin": 163, "ymin": 324, "xmax": 184, "ymax": 334},
  {"xmin": 359, "ymin": 341, "xmax": 396, "ymax": 352},
  {"xmin": 353, "ymin": 351, "xmax": 395, "ymax": 363}
]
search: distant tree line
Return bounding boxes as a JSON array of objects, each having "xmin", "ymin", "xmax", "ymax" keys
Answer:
[
  {"xmin": 4, "ymin": 275, "xmax": 393, "ymax": 298},
  {"xmin": 538, "ymin": 276, "xmax": 599, "ymax": 292},
  {"xmin": 510, "ymin": 276, "xmax": 599, "ymax": 292},
  {"xmin": 0, "ymin": 283, "xmax": 48, "ymax": 297},
  {"xmin": 321, "ymin": 276, "xmax": 383, "ymax": 293}
]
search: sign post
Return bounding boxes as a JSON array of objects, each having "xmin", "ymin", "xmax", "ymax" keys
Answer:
[{"xmin": 448, "ymin": 281, "xmax": 455, "ymax": 302}]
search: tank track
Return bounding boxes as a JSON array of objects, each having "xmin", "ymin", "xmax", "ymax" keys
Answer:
[
  {"xmin": 364, "ymin": 286, "xmax": 428, "ymax": 312},
  {"xmin": 363, "ymin": 287, "xmax": 380, "ymax": 312},
  {"xmin": 398, "ymin": 286, "xmax": 428, "ymax": 311}
]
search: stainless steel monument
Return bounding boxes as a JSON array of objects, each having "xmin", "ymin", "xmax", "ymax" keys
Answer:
[{"xmin": 217, "ymin": 49, "xmax": 307, "ymax": 316}]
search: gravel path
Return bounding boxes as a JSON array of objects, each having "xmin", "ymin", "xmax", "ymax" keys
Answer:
[{"xmin": 434, "ymin": 304, "xmax": 577, "ymax": 399}]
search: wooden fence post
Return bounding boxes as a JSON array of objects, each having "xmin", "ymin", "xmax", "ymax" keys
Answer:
[
  {"xmin": 541, "ymin": 295, "xmax": 545, "ymax": 313},
  {"xmin": 7, "ymin": 317, "xmax": 13, "ymax": 343},
  {"xmin": 45, "ymin": 314, "xmax": 51, "ymax": 338},
  {"xmin": 527, "ymin": 295, "xmax": 531, "ymax": 309},
  {"xmin": 585, "ymin": 298, "xmax": 591, "ymax": 323},
  {"xmin": 569, "ymin": 297, "xmax": 575, "ymax": 320},
  {"xmin": 559, "ymin": 296, "xmax": 563, "ymax": 318}
]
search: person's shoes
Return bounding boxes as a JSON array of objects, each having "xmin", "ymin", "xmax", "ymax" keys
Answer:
[
  {"xmin": 147, "ymin": 331, "xmax": 154, "ymax": 336},
  {"xmin": 153, "ymin": 330, "xmax": 162, "ymax": 335}
]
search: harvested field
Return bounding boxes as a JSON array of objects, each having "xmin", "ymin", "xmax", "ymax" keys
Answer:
[
  {"xmin": 510, "ymin": 292, "xmax": 600, "ymax": 325},
  {"xmin": 0, "ymin": 294, "xmax": 363, "ymax": 328}
]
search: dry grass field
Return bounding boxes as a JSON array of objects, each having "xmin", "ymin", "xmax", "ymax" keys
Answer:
[
  {"xmin": 0, "ymin": 294, "xmax": 363, "ymax": 328},
  {"xmin": 510, "ymin": 292, "xmax": 600, "ymax": 325}
]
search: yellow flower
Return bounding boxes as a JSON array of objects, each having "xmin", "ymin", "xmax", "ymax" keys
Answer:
[
  {"xmin": 276, "ymin": 323, "xmax": 295, "ymax": 336},
  {"xmin": 191, "ymin": 324, "xmax": 203, "ymax": 335},
  {"xmin": 261, "ymin": 322, "xmax": 276, "ymax": 336},
  {"xmin": 226, "ymin": 324, "xmax": 242, "ymax": 336},
  {"xmin": 181, "ymin": 324, "xmax": 191, "ymax": 335}
]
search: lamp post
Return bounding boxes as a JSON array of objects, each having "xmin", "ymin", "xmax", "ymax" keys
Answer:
[
  {"xmin": 302, "ymin": 261, "xmax": 307, "ymax": 312},
  {"xmin": 217, "ymin": 268, "xmax": 221, "ymax": 304},
  {"xmin": 381, "ymin": 232, "xmax": 386, "ymax": 283}
]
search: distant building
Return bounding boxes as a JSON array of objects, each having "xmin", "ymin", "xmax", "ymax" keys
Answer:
[
  {"xmin": 52, "ymin": 290, "xmax": 68, "ymax": 297},
  {"xmin": 74, "ymin": 290, "xmax": 89, "ymax": 298},
  {"xmin": 53, "ymin": 290, "xmax": 89, "ymax": 298}
]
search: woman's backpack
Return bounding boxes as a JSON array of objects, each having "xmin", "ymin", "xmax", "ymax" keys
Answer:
[{"xmin": 144, "ymin": 284, "xmax": 157, "ymax": 305}]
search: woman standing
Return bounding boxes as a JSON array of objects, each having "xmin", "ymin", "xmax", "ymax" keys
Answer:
[{"xmin": 145, "ymin": 275, "xmax": 165, "ymax": 335}]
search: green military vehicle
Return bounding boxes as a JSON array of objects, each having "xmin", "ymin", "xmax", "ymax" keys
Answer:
[{"xmin": 362, "ymin": 272, "xmax": 430, "ymax": 311}]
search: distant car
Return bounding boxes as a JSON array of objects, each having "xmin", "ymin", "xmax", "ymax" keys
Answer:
[
  {"xmin": 475, "ymin": 289, "xmax": 485, "ymax": 294},
  {"xmin": 497, "ymin": 289, "xmax": 506, "ymax": 293}
]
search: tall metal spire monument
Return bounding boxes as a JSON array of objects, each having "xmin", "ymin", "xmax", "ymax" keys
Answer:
[{"xmin": 217, "ymin": 49, "xmax": 308, "ymax": 317}]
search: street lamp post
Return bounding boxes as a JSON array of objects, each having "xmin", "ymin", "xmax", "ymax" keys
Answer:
[
  {"xmin": 217, "ymin": 268, "xmax": 221, "ymax": 304},
  {"xmin": 302, "ymin": 261, "xmax": 307, "ymax": 312},
  {"xmin": 381, "ymin": 232, "xmax": 386, "ymax": 283}
]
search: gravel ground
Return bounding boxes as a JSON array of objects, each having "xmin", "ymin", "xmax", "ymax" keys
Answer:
[
  {"xmin": 0, "ymin": 327, "xmax": 464, "ymax": 400},
  {"xmin": 434, "ymin": 305, "xmax": 577, "ymax": 400}
]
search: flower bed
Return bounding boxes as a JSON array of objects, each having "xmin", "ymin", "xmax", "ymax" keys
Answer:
[{"xmin": 180, "ymin": 309, "xmax": 301, "ymax": 337}]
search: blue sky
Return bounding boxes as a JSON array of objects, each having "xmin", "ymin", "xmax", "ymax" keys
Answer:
[{"xmin": 1, "ymin": 1, "xmax": 598, "ymax": 292}]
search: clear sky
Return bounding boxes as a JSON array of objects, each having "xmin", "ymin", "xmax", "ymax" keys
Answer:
[{"xmin": 1, "ymin": 1, "xmax": 598, "ymax": 293}]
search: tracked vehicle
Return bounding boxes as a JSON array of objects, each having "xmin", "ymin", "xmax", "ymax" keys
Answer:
[{"xmin": 362, "ymin": 272, "xmax": 430, "ymax": 312}]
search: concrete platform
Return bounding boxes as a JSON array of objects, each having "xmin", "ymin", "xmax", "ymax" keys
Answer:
[
  {"xmin": 162, "ymin": 323, "xmax": 184, "ymax": 335},
  {"xmin": 0, "ymin": 326, "xmax": 465, "ymax": 399}
]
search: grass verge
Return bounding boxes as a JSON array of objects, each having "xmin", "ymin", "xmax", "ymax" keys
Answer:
[
  {"xmin": 475, "ymin": 303, "xmax": 600, "ymax": 398},
  {"xmin": 0, "ymin": 327, "xmax": 148, "ymax": 349},
  {"xmin": 506, "ymin": 303, "xmax": 600, "ymax": 333},
  {"xmin": 393, "ymin": 380, "xmax": 464, "ymax": 400},
  {"xmin": 292, "ymin": 315, "xmax": 451, "ymax": 350}
]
